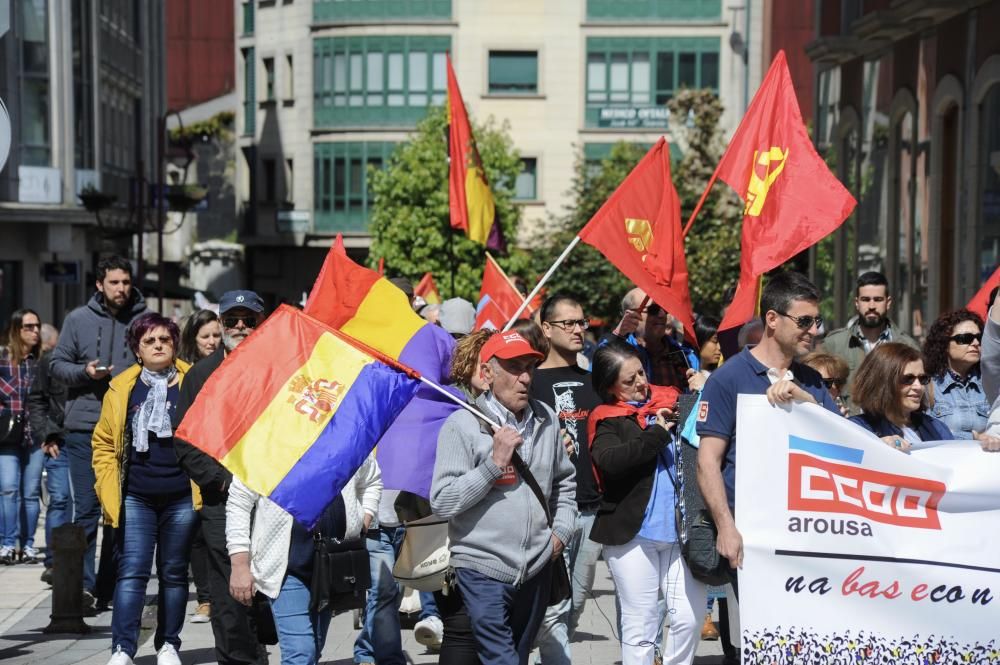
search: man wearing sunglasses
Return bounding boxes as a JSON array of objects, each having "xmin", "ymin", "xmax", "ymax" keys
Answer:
[
  {"xmin": 696, "ymin": 272, "xmax": 841, "ymax": 585},
  {"xmin": 174, "ymin": 290, "xmax": 270, "ymax": 665},
  {"xmin": 821, "ymin": 271, "xmax": 919, "ymax": 414}
]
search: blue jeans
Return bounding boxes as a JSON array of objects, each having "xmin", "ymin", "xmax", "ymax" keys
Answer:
[
  {"xmin": 419, "ymin": 591, "xmax": 439, "ymax": 620},
  {"xmin": 65, "ymin": 431, "xmax": 101, "ymax": 591},
  {"xmin": 0, "ymin": 444, "xmax": 45, "ymax": 549},
  {"xmin": 43, "ymin": 449, "xmax": 72, "ymax": 567},
  {"xmin": 457, "ymin": 564, "xmax": 552, "ymax": 665},
  {"xmin": 353, "ymin": 525, "xmax": 405, "ymax": 665},
  {"xmin": 110, "ymin": 493, "xmax": 197, "ymax": 658},
  {"xmin": 271, "ymin": 574, "xmax": 333, "ymax": 665}
]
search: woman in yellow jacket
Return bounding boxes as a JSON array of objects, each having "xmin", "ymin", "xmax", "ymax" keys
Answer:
[{"xmin": 92, "ymin": 312, "xmax": 201, "ymax": 665}]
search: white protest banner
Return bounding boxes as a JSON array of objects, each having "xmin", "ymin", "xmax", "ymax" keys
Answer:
[{"xmin": 736, "ymin": 394, "xmax": 1000, "ymax": 664}]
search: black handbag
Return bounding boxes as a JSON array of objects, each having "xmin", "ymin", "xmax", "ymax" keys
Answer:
[
  {"xmin": 250, "ymin": 592, "xmax": 279, "ymax": 645},
  {"xmin": 681, "ymin": 510, "xmax": 731, "ymax": 586},
  {"xmin": 0, "ymin": 411, "xmax": 24, "ymax": 446},
  {"xmin": 511, "ymin": 452, "xmax": 572, "ymax": 606},
  {"xmin": 309, "ymin": 534, "xmax": 371, "ymax": 614}
]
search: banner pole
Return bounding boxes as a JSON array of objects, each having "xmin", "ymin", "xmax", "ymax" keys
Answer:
[
  {"xmin": 416, "ymin": 375, "xmax": 502, "ymax": 430},
  {"xmin": 681, "ymin": 170, "xmax": 721, "ymax": 239},
  {"xmin": 502, "ymin": 235, "xmax": 581, "ymax": 331}
]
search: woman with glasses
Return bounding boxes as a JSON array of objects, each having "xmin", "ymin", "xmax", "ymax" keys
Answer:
[
  {"xmin": 0, "ymin": 309, "xmax": 42, "ymax": 564},
  {"xmin": 848, "ymin": 343, "xmax": 954, "ymax": 451},
  {"xmin": 801, "ymin": 352, "xmax": 850, "ymax": 416},
  {"xmin": 922, "ymin": 310, "xmax": 991, "ymax": 441},
  {"xmin": 92, "ymin": 312, "xmax": 199, "ymax": 665}
]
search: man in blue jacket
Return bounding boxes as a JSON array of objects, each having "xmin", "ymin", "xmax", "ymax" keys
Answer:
[{"xmin": 49, "ymin": 255, "xmax": 146, "ymax": 608}]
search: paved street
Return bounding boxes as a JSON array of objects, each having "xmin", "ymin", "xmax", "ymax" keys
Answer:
[{"xmin": 0, "ymin": 531, "xmax": 727, "ymax": 665}]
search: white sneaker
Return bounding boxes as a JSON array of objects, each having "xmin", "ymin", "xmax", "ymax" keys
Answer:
[
  {"xmin": 107, "ymin": 648, "xmax": 133, "ymax": 665},
  {"xmin": 414, "ymin": 614, "xmax": 444, "ymax": 649},
  {"xmin": 156, "ymin": 644, "xmax": 182, "ymax": 665}
]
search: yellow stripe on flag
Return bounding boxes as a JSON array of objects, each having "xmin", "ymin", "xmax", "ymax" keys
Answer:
[
  {"xmin": 220, "ymin": 331, "xmax": 373, "ymax": 494},
  {"xmin": 465, "ymin": 168, "xmax": 496, "ymax": 246},
  {"xmin": 342, "ymin": 279, "xmax": 425, "ymax": 360}
]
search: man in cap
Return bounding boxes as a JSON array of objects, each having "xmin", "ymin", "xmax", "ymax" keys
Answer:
[
  {"xmin": 431, "ymin": 331, "xmax": 577, "ymax": 665},
  {"xmin": 173, "ymin": 290, "xmax": 269, "ymax": 665}
]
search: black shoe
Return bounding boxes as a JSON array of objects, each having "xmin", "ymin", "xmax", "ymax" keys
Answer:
[
  {"xmin": 0, "ymin": 547, "xmax": 15, "ymax": 565},
  {"xmin": 40, "ymin": 567, "xmax": 53, "ymax": 585}
]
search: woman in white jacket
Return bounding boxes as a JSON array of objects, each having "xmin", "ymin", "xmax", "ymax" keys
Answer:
[{"xmin": 226, "ymin": 454, "xmax": 382, "ymax": 665}]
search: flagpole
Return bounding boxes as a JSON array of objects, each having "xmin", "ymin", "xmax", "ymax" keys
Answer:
[
  {"xmin": 502, "ymin": 236, "xmax": 580, "ymax": 331},
  {"xmin": 416, "ymin": 375, "xmax": 502, "ymax": 430},
  {"xmin": 681, "ymin": 169, "xmax": 721, "ymax": 239}
]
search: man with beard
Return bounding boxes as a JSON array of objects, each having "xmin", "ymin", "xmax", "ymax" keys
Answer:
[
  {"xmin": 821, "ymin": 271, "xmax": 919, "ymax": 414},
  {"xmin": 173, "ymin": 290, "xmax": 269, "ymax": 665},
  {"xmin": 49, "ymin": 255, "xmax": 147, "ymax": 609}
]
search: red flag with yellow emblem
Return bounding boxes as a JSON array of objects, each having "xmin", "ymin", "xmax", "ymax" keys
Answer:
[
  {"xmin": 717, "ymin": 50, "xmax": 856, "ymax": 330},
  {"xmin": 578, "ymin": 138, "xmax": 696, "ymax": 346}
]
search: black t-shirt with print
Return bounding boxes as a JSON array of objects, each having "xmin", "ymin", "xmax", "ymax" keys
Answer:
[{"xmin": 531, "ymin": 365, "xmax": 602, "ymax": 507}]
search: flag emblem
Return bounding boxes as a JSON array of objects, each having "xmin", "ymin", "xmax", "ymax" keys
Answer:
[
  {"xmin": 287, "ymin": 375, "xmax": 346, "ymax": 423},
  {"xmin": 624, "ymin": 218, "xmax": 654, "ymax": 255},
  {"xmin": 745, "ymin": 147, "xmax": 790, "ymax": 216}
]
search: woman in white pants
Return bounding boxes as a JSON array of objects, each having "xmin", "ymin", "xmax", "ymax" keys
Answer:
[{"xmin": 587, "ymin": 340, "xmax": 707, "ymax": 665}]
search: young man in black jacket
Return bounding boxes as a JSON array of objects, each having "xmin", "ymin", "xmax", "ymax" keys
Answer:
[{"xmin": 173, "ymin": 290, "xmax": 268, "ymax": 665}]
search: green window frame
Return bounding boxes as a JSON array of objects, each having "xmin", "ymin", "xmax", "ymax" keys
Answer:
[
  {"xmin": 314, "ymin": 36, "xmax": 450, "ymax": 128},
  {"xmin": 313, "ymin": 142, "xmax": 396, "ymax": 233},
  {"xmin": 314, "ymin": 0, "xmax": 451, "ymax": 23},
  {"xmin": 242, "ymin": 2, "xmax": 254, "ymax": 35},
  {"xmin": 243, "ymin": 47, "xmax": 256, "ymax": 136},
  {"xmin": 488, "ymin": 51, "xmax": 538, "ymax": 94},
  {"xmin": 586, "ymin": 0, "xmax": 721, "ymax": 21},
  {"xmin": 585, "ymin": 37, "xmax": 719, "ymax": 128},
  {"xmin": 514, "ymin": 158, "xmax": 537, "ymax": 200}
]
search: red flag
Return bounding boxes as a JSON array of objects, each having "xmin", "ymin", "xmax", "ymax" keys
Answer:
[
  {"xmin": 475, "ymin": 298, "xmax": 508, "ymax": 331},
  {"xmin": 333, "ymin": 233, "xmax": 346, "ymax": 255},
  {"xmin": 967, "ymin": 265, "xmax": 1000, "ymax": 320},
  {"xmin": 415, "ymin": 272, "xmax": 442, "ymax": 305},
  {"xmin": 479, "ymin": 254, "xmax": 527, "ymax": 317},
  {"xmin": 578, "ymin": 138, "xmax": 696, "ymax": 346},
  {"xmin": 447, "ymin": 55, "xmax": 504, "ymax": 252},
  {"xmin": 715, "ymin": 50, "xmax": 856, "ymax": 331}
]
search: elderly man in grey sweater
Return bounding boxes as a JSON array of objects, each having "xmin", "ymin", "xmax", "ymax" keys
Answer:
[{"xmin": 431, "ymin": 330, "xmax": 577, "ymax": 665}]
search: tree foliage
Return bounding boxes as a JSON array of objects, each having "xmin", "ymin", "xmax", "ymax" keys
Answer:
[{"xmin": 367, "ymin": 105, "xmax": 529, "ymax": 301}]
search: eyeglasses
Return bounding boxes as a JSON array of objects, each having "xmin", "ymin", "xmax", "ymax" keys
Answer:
[
  {"xmin": 899, "ymin": 374, "xmax": 931, "ymax": 386},
  {"xmin": 140, "ymin": 335, "xmax": 174, "ymax": 348},
  {"xmin": 949, "ymin": 332, "xmax": 982, "ymax": 346},
  {"xmin": 222, "ymin": 315, "xmax": 259, "ymax": 329},
  {"xmin": 776, "ymin": 311, "xmax": 823, "ymax": 331},
  {"xmin": 546, "ymin": 319, "xmax": 590, "ymax": 331},
  {"xmin": 20, "ymin": 323, "xmax": 40, "ymax": 331},
  {"xmin": 822, "ymin": 378, "xmax": 846, "ymax": 389}
]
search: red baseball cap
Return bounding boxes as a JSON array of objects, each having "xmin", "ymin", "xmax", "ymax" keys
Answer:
[{"xmin": 479, "ymin": 331, "xmax": 544, "ymax": 364}]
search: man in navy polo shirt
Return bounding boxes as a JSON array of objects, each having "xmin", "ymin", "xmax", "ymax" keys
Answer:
[{"xmin": 696, "ymin": 272, "xmax": 840, "ymax": 581}]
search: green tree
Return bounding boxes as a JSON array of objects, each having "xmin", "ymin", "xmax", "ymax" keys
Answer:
[
  {"xmin": 667, "ymin": 89, "xmax": 744, "ymax": 315},
  {"xmin": 367, "ymin": 105, "xmax": 529, "ymax": 301}
]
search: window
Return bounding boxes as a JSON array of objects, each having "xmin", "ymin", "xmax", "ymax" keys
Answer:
[
  {"xmin": 314, "ymin": 36, "xmax": 450, "ymax": 127},
  {"xmin": 514, "ymin": 158, "xmax": 537, "ymax": 200},
  {"xmin": 243, "ymin": 48, "xmax": 255, "ymax": 135},
  {"xmin": 285, "ymin": 54, "xmax": 294, "ymax": 101},
  {"xmin": 72, "ymin": 0, "xmax": 95, "ymax": 169},
  {"xmin": 313, "ymin": 0, "xmax": 451, "ymax": 22},
  {"xmin": 264, "ymin": 57, "xmax": 275, "ymax": 101},
  {"xmin": 262, "ymin": 158, "xmax": 277, "ymax": 204},
  {"xmin": 585, "ymin": 37, "xmax": 720, "ymax": 128},
  {"xmin": 314, "ymin": 142, "xmax": 395, "ymax": 232},
  {"xmin": 19, "ymin": 0, "xmax": 51, "ymax": 166},
  {"xmin": 243, "ymin": 1, "xmax": 254, "ymax": 35},
  {"xmin": 285, "ymin": 159, "xmax": 294, "ymax": 203},
  {"xmin": 586, "ymin": 0, "xmax": 721, "ymax": 21},
  {"xmin": 488, "ymin": 51, "xmax": 538, "ymax": 94}
]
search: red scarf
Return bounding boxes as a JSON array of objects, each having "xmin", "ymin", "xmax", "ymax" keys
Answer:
[{"xmin": 586, "ymin": 384, "xmax": 680, "ymax": 493}]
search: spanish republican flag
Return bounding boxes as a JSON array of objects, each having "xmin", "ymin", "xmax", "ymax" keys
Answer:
[
  {"xmin": 415, "ymin": 272, "xmax": 442, "ymax": 305},
  {"xmin": 447, "ymin": 55, "xmax": 504, "ymax": 251},
  {"xmin": 716, "ymin": 50, "xmax": 856, "ymax": 331},
  {"xmin": 304, "ymin": 243, "xmax": 464, "ymax": 498},
  {"xmin": 578, "ymin": 138, "xmax": 697, "ymax": 346},
  {"xmin": 175, "ymin": 306, "xmax": 419, "ymax": 528}
]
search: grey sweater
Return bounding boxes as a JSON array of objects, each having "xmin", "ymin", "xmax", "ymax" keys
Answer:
[
  {"xmin": 49, "ymin": 290, "xmax": 147, "ymax": 432},
  {"xmin": 431, "ymin": 393, "xmax": 576, "ymax": 585}
]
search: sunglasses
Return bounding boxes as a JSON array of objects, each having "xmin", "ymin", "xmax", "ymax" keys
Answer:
[
  {"xmin": 20, "ymin": 323, "xmax": 40, "ymax": 331},
  {"xmin": 900, "ymin": 374, "xmax": 931, "ymax": 386},
  {"xmin": 776, "ymin": 311, "xmax": 823, "ymax": 331},
  {"xmin": 950, "ymin": 332, "xmax": 982, "ymax": 346},
  {"xmin": 222, "ymin": 315, "xmax": 259, "ymax": 329},
  {"xmin": 822, "ymin": 378, "xmax": 845, "ymax": 389}
]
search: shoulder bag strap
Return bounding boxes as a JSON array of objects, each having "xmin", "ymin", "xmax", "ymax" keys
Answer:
[{"xmin": 510, "ymin": 452, "xmax": 552, "ymax": 528}]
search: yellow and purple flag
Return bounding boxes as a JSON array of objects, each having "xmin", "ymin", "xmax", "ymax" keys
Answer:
[{"xmin": 175, "ymin": 305, "xmax": 420, "ymax": 527}]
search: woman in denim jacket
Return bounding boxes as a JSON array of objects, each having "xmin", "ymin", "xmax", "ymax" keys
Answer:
[{"xmin": 923, "ymin": 310, "xmax": 995, "ymax": 442}]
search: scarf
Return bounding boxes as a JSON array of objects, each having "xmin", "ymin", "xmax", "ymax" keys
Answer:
[
  {"xmin": 586, "ymin": 384, "xmax": 679, "ymax": 492},
  {"xmin": 132, "ymin": 365, "xmax": 178, "ymax": 453}
]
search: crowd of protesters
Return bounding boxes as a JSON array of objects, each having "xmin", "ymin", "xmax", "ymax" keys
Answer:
[{"xmin": 3, "ymin": 253, "xmax": 1000, "ymax": 665}]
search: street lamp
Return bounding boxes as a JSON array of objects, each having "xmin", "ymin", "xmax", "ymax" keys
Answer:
[{"xmin": 155, "ymin": 109, "xmax": 196, "ymax": 305}]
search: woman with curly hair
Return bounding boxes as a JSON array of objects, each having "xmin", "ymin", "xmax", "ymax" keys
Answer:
[{"xmin": 922, "ymin": 309, "xmax": 993, "ymax": 441}]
